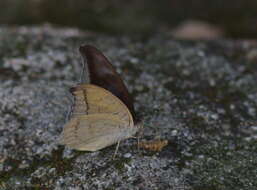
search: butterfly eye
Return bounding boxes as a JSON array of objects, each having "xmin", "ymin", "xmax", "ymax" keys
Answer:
[{"xmin": 79, "ymin": 45, "xmax": 137, "ymax": 121}]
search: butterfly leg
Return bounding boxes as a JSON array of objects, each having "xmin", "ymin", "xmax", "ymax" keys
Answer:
[
  {"xmin": 136, "ymin": 123, "xmax": 144, "ymax": 151},
  {"xmin": 130, "ymin": 136, "xmax": 140, "ymax": 151},
  {"xmin": 137, "ymin": 135, "xmax": 140, "ymax": 151},
  {"xmin": 112, "ymin": 140, "xmax": 120, "ymax": 159}
]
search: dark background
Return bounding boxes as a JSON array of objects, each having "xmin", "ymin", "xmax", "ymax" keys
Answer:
[{"xmin": 0, "ymin": 0, "xmax": 257, "ymax": 38}]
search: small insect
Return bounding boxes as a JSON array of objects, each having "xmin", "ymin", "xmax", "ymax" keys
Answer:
[
  {"xmin": 138, "ymin": 140, "xmax": 168, "ymax": 152},
  {"xmin": 59, "ymin": 45, "xmax": 140, "ymax": 152}
]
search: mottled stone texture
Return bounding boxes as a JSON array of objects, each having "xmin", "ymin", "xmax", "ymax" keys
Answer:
[{"xmin": 0, "ymin": 26, "xmax": 256, "ymax": 190}]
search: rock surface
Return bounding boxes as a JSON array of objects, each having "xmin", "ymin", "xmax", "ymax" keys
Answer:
[{"xmin": 0, "ymin": 25, "xmax": 256, "ymax": 190}]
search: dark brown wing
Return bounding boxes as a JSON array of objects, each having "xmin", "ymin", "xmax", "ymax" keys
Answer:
[{"xmin": 79, "ymin": 45, "xmax": 136, "ymax": 121}]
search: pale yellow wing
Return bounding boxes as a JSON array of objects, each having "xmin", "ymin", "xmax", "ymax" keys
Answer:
[
  {"xmin": 60, "ymin": 84, "xmax": 137, "ymax": 151},
  {"xmin": 70, "ymin": 84, "xmax": 133, "ymax": 124},
  {"xmin": 59, "ymin": 113, "xmax": 137, "ymax": 151}
]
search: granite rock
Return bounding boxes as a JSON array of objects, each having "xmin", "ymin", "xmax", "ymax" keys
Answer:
[{"xmin": 0, "ymin": 25, "xmax": 256, "ymax": 190}]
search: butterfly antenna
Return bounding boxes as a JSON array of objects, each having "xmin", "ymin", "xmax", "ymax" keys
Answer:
[{"xmin": 112, "ymin": 141, "xmax": 120, "ymax": 159}]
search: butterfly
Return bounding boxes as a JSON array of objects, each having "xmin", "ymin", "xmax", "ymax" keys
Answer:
[{"xmin": 59, "ymin": 45, "xmax": 139, "ymax": 151}]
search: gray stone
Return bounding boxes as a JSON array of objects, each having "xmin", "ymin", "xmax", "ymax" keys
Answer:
[{"xmin": 0, "ymin": 25, "xmax": 256, "ymax": 190}]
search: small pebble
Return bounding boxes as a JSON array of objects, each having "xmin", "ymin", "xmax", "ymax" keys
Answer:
[{"xmin": 124, "ymin": 153, "xmax": 132, "ymax": 158}]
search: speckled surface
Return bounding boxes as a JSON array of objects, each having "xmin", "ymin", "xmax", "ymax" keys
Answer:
[{"xmin": 0, "ymin": 26, "xmax": 256, "ymax": 190}]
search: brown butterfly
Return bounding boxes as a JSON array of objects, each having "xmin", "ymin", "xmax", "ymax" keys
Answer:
[{"xmin": 59, "ymin": 45, "xmax": 139, "ymax": 151}]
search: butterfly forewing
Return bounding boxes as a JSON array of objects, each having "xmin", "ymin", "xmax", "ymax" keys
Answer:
[{"xmin": 71, "ymin": 84, "xmax": 132, "ymax": 123}]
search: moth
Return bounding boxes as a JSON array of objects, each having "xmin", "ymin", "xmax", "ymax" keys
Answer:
[{"xmin": 59, "ymin": 45, "xmax": 139, "ymax": 151}]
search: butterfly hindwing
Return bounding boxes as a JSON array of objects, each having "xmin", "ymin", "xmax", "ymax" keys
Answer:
[{"xmin": 60, "ymin": 114, "xmax": 133, "ymax": 151}]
